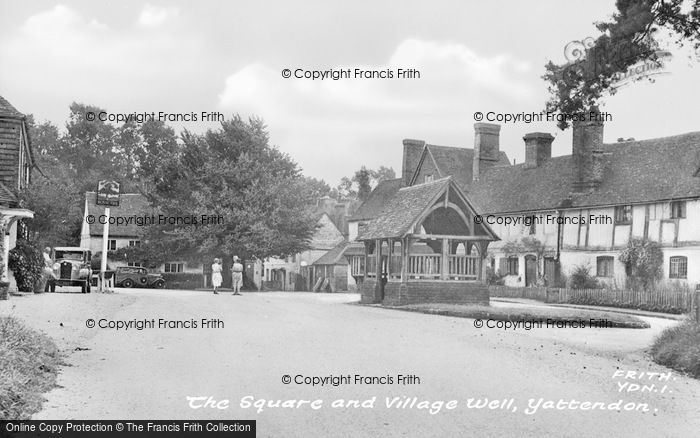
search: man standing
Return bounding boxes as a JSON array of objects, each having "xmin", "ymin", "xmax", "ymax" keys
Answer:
[
  {"xmin": 231, "ymin": 256, "xmax": 243, "ymax": 296},
  {"xmin": 42, "ymin": 247, "xmax": 55, "ymax": 293}
]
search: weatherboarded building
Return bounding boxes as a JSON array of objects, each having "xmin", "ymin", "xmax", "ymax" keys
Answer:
[
  {"xmin": 0, "ymin": 95, "xmax": 35, "ymax": 293},
  {"xmin": 350, "ymin": 117, "xmax": 700, "ymax": 304}
]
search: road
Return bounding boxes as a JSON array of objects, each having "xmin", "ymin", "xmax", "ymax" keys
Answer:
[{"xmin": 3, "ymin": 290, "xmax": 699, "ymax": 437}]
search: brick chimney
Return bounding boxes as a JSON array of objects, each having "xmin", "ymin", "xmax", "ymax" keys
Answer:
[
  {"xmin": 472, "ymin": 123, "xmax": 501, "ymax": 181},
  {"xmin": 523, "ymin": 132, "xmax": 554, "ymax": 168},
  {"xmin": 572, "ymin": 111, "xmax": 605, "ymax": 192},
  {"xmin": 402, "ymin": 139, "xmax": 426, "ymax": 186}
]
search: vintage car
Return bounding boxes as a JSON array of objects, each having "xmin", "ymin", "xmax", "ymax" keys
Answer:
[
  {"xmin": 47, "ymin": 247, "xmax": 92, "ymax": 293},
  {"xmin": 114, "ymin": 266, "xmax": 166, "ymax": 288}
]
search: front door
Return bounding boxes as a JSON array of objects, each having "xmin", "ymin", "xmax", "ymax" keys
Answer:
[{"xmin": 525, "ymin": 255, "xmax": 537, "ymax": 286}]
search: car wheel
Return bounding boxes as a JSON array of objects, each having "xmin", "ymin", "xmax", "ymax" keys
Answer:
[
  {"xmin": 122, "ymin": 279, "xmax": 134, "ymax": 288},
  {"xmin": 154, "ymin": 279, "xmax": 165, "ymax": 289}
]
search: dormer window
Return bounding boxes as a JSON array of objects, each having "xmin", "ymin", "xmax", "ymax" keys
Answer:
[{"xmin": 424, "ymin": 174, "xmax": 434, "ymax": 183}]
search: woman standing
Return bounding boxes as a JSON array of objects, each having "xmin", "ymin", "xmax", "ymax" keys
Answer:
[{"xmin": 211, "ymin": 258, "xmax": 223, "ymax": 294}]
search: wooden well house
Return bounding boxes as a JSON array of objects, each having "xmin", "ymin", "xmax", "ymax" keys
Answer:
[{"xmin": 357, "ymin": 176, "xmax": 497, "ymax": 305}]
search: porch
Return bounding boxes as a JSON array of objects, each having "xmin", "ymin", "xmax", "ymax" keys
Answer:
[{"xmin": 355, "ymin": 177, "xmax": 498, "ymax": 305}]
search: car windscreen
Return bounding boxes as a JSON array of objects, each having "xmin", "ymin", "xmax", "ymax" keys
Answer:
[{"xmin": 54, "ymin": 251, "xmax": 84, "ymax": 261}]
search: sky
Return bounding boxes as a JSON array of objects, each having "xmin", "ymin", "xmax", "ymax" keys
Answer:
[{"xmin": 0, "ymin": 1, "xmax": 698, "ymax": 186}]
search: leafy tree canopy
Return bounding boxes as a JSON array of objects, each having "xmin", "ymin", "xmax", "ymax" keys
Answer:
[
  {"xmin": 116, "ymin": 115, "xmax": 319, "ymax": 264},
  {"xmin": 544, "ymin": 0, "xmax": 700, "ymax": 129}
]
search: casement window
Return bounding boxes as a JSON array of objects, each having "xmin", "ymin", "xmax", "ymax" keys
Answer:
[
  {"xmin": 670, "ymin": 201, "xmax": 686, "ymax": 219},
  {"xmin": 164, "ymin": 262, "xmax": 184, "ymax": 273},
  {"xmin": 127, "ymin": 262, "xmax": 144, "ymax": 267},
  {"xmin": 669, "ymin": 256, "xmax": 687, "ymax": 279},
  {"xmin": 596, "ymin": 256, "xmax": 614, "ymax": 277},
  {"xmin": 128, "ymin": 240, "xmax": 140, "ymax": 247},
  {"xmin": 614, "ymin": 205, "xmax": 632, "ymax": 224},
  {"xmin": 107, "ymin": 239, "xmax": 117, "ymax": 251},
  {"xmin": 507, "ymin": 257, "xmax": 519, "ymax": 275}
]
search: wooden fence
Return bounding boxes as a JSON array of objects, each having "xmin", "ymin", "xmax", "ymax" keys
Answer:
[{"xmin": 489, "ymin": 285, "xmax": 699, "ymax": 315}]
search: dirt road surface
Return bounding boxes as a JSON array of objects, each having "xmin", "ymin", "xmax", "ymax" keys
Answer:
[{"xmin": 2, "ymin": 290, "xmax": 699, "ymax": 437}]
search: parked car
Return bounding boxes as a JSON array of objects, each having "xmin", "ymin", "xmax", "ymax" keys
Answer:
[
  {"xmin": 47, "ymin": 247, "xmax": 92, "ymax": 293},
  {"xmin": 114, "ymin": 266, "xmax": 165, "ymax": 288}
]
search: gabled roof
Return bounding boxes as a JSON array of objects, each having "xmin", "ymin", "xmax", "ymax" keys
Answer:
[
  {"xmin": 0, "ymin": 95, "xmax": 24, "ymax": 119},
  {"xmin": 313, "ymin": 240, "xmax": 351, "ymax": 266},
  {"xmin": 85, "ymin": 192, "xmax": 152, "ymax": 237},
  {"xmin": 411, "ymin": 144, "xmax": 511, "ymax": 187},
  {"xmin": 358, "ymin": 177, "xmax": 450, "ymax": 240},
  {"xmin": 349, "ymin": 178, "xmax": 402, "ymax": 220},
  {"xmin": 357, "ymin": 177, "xmax": 499, "ymax": 241}
]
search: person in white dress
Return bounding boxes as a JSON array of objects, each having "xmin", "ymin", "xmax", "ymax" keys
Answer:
[{"xmin": 211, "ymin": 258, "xmax": 223, "ymax": 294}]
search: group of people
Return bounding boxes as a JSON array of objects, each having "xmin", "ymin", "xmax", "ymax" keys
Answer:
[{"xmin": 211, "ymin": 256, "xmax": 244, "ymax": 295}]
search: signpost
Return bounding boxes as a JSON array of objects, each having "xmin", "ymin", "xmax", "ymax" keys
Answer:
[{"xmin": 96, "ymin": 180, "xmax": 120, "ymax": 292}]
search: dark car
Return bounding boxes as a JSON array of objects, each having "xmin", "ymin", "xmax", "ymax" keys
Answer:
[{"xmin": 114, "ymin": 266, "xmax": 165, "ymax": 288}]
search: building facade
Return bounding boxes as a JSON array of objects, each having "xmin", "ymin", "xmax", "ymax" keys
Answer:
[
  {"xmin": 350, "ymin": 116, "xmax": 700, "ymax": 293},
  {"xmin": 0, "ymin": 95, "xmax": 35, "ymax": 291}
]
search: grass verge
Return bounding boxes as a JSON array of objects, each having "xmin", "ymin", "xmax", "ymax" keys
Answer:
[
  {"xmin": 650, "ymin": 321, "xmax": 700, "ymax": 379},
  {"xmin": 387, "ymin": 303, "xmax": 650, "ymax": 329},
  {"xmin": 0, "ymin": 316, "xmax": 62, "ymax": 419}
]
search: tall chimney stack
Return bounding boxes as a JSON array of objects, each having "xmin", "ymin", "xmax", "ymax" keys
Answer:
[
  {"xmin": 523, "ymin": 132, "xmax": 554, "ymax": 168},
  {"xmin": 473, "ymin": 123, "xmax": 501, "ymax": 181},
  {"xmin": 572, "ymin": 110, "xmax": 605, "ymax": 192}
]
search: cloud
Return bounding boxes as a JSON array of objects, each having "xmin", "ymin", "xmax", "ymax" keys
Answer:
[
  {"xmin": 218, "ymin": 38, "xmax": 538, "ymax": 182},
  {"xmin": 0, "ymin": 4, "xmax": 207, "ymax": 128},
  {"xmin": 138, "ymin": 4, "xmax": 180, "ymax": 28}
]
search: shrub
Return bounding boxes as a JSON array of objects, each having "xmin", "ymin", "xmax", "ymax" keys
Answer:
[
  {"xmin": 161, "ymin": 273, "xmax": 203, "ymax": 290},
  {"xmin": 8, "ymin": 240, "xmax": 44, "ymax": 292},
  {"xmin": 485, "ymin": 266, "xmax": 505, "ymax": 286},
  {"xmin": 619, "ymin": 238, "xmax": 663, "ymax": 291},
  {"xmin": 568, "ymin": 264, "xmax": 600, "ymax": 289},
  {"xmin": 0, "ymin": 316, "xmax": 61, "ymax": 419},
  {"xmin": 650, "ymin": 321, "xmax": 700, "ymax": 378}
]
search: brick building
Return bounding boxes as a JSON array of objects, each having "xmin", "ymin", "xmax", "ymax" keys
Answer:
[{"xmin": 350, "ymin": 115, "xmax": 700, "ymax": 304}]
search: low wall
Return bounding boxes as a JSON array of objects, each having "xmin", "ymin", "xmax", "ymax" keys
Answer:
[{"xmin": 361, "ymin": 279, "xmax": 489, "ymax": 306}]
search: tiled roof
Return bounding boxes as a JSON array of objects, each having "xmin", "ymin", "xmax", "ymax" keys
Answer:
[
  {"xmin": 349, "ymin": 178, "xmax": 402, "ymax": 220},
  {"xmin": 85, "ymin": 192, "xmax": 152, "ymax": 237},
  {"xmin": 420, "ymin": 144, "xmax": 510, "ymax": 187},
  {"xmin": 313, "ymin": 240, "xmax": 352, "ymax": 265},
  {"xmin": 0, "ymin": 95, "xmax": 24, "ymax": 119},
  {"xmin": 466, "ymin": 132, "xmax": 700, "ymax": 213},
  {"xmin": 0, "ymin": 181, "xmax": 17, "ymax": 205},
  {"xmin": 358, "ymin": 177, "xmax": 450, "ymax": 240}
]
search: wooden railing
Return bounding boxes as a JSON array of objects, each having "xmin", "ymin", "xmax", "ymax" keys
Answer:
[
  {"xmin": 389, "ymin": 255, "xmax": 402, "ymax": 279},
  {"xmin": 448, "ymin": 255, "xmax": 479, "ymax": 280},
  {"xmin": 366, "ymin": 255, "xmax": 377, "ymax": 277},
  {"xmin": 407, "ymin": 255, "xmax": 441, "ymax": 279}
]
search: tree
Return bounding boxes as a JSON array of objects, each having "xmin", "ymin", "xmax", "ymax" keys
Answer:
[
  {"xmin": 619, "ymin": 238, "xmax": 663, "ymax": 291},
  {"xmin": 116, "ymin": 115, "xmax": 319, "ymax": 264},
  {"xmin": 355, "ymin": 167, "xmax": 372, "ymax": 202},
  {"xmin": 544, "ymin": 0, "xmax": 700, "ymax": 129},
  {"xmin": 335, "ymin": 166, "xmax": 396, "ymax": 201},
  {"xmin": 21, "ymin": 105, "xmax": 180, "ymax": 247}
]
